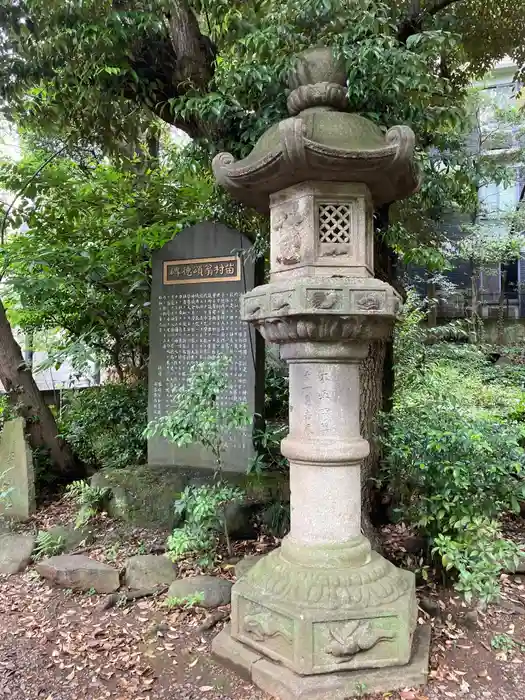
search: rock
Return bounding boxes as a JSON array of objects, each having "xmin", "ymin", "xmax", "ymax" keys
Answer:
[
  {"xmin": 0, "ymin": 533, "xmax": 35, "ymax": 574},
  {"xmin": 463, "ymin": 609, "xmax": 479, "ymax": 629},
  {"xmin": 224, "ymin": 502, "xmax": 258, "ymax": 540},
  {"xmin": 46, "ymin": 525, "xmax": 93, "ymax": 553},
  {"xmin": 167, "ymin": 575, "xmax": 232, "ymax": 609},
  {"xmin": 91, "ymin": 466, "xmax": 187, "ymax": 528},
  {"xmin": 418, "ymin": 596, "xmax": 440, "ymax": 618},
  {"xmin": 90, "ymin": 465, "xmax": 288, "ymax": 530},
  {"xmin": 235, "ymin": 554, "xmax": 265, "ymax": 579},
  {"xmin": 36, "ymin": 554, "xmax": 120, "ymax": 593},
  {"xmin": 124, "ymin": 554, "xmax": 178, "ymax": 590}
]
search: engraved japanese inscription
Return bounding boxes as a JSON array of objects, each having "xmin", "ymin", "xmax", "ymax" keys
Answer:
[
  {"xmin": 164, "ymin": 255, "xmax": 240, "ymax": 284},
  {"xmin": 148, "ymin": 222, "xmax": 263, "ymax": 473}
]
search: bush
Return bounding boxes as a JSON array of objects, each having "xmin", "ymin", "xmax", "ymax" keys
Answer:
[
  {"xmin": 59, "ymin": 382, "xmax": 147, "ymax": 470},
  {"xmin": 382, "ymin": 400, "xmax": 525, "ymax": 535},
  {"xmin": 433, "ymin": 518, "xmax": 523, "ymax": 605},
  {"xmin": 382, "ymin": 291, "xmax": 525, "ymax": 603},
  {"xmin": 166, "ymin": 483, "xmax": 244, "ymax": 569},
  {"xmin": 145, "ymin": 355, "xmax": 251, "ymax": 475}
]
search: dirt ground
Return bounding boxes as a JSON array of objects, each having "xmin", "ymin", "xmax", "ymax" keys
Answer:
[{"xmin": 2, "ymin": 503, "xmax": 525, "ymax": 700}]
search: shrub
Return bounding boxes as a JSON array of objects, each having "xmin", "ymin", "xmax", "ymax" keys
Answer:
[
  {"xmin": 145, "ymin": 355, "xmax": 251, "ymax": 475},
  {"xmin": 433, "ymin": 517, "xmax": 523, "ymax": 605},
  {"xmin": 166, "ymin": 483, "xmax": 244, "ymax": 568},
  {"xmin": 59, "ymin": 382, "xmax": 147, "ymax": 470},
  {"xmin": 382, "ymin": 291, "xmax": 525, "ymax": 603},
  {"xmin": 382, "ymin": 402, "xmax": 525, "ymax": 536}
]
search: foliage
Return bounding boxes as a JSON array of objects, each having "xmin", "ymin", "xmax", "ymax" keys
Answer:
[
  {"xmin": 433, "ymin": 518, "xmax": 523, "ymax": 605},
  {"xmin": 382, "ymin": 291, "xmax": 525, "ymax": 603},
  {"xmin": 491, "ymin": 633, "xmax": 524, "ymax": 653},
  {"xmin": 0, "ymin": 468, "xmax": 14, "ymax": 518},
  {"xmin": 145, "ymin": 355, "xmax": 252, "ymax": 474},
  {"xmin": 249, "ymin": 424, "xmax": 288, "ymax": 475},
  {"xmin": 1, "ymin": 1, "xmax": 524, "ymax": 152},
  {"xmin": 32, "ymin": 531, "xmax": 65, "ymax": 561},
  {"xmin": 65, "ymin": 480, "xmax": 110, "ymax": 528},
  {"xmin": 163, "ymin": 592, "xmax": 205, "ymax": 609},
  {"xmin": 262, "ymin": 500, "xmax": 291, "ymax": 539},
  {"xmin": 0, "ymin": 394, "xmax": 15, "ymax": 432},
  {"xmin": 166, "ymin": 482, "xmax": 244, "ymax": 568},
  {"xmin": 0, "ymin": 148, "xmax": 229, "ymax": 377},
  {"xmin": 392, "ymin": 288, "xmax": 471, "ymax": 392},
  {"xmin": 0, "ymin": 1, "xmax": 523, "ymax": 280},
  {"xmin": 264, "ymin": 354, "xmax": 289, "ymax": 422},
  {"xmin": 59, "ymin": 383, "xmax": 147, "ymax": 471}
]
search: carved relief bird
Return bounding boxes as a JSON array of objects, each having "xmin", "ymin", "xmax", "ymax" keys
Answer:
[
  {"xmin": 326, "ymin": 620, "xmax": 394, "ymax": 659},
  {"xmin": 311, "ymin": 291, "xmax": 339, "ymax": 310}
]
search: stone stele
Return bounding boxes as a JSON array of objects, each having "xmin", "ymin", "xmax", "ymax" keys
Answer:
[
  {"xmin": 0, "ymin": 417, "xmax": 35, "ymax": 521},
  {"xmin": 211, "ymin": 47, "xmax": 430, "ymax": 698}
]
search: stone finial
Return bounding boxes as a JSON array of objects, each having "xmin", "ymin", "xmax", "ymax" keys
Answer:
[
  {"xmin": 212, "ymin": 46, "xmax": 420, "ymax": 213},
  {"xmin": 287, "ymin": 47, "xmax": 348, "ymax": 115}
]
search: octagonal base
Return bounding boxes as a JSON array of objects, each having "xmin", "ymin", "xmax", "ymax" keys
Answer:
[
  {"xmin": 230, "ymin": 538, "xmax": 417, "ymax": 676},
  {"xmin": 213, "ymin": 624, "xmax": 430, "ymax": 700}
]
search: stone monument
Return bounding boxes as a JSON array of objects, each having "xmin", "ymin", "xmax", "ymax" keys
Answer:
[
  {"xmin": 148, "ymin": 221, "xmax": 264, "ymax": 473},
  {"xmin": 210, "ymin": 47, "xmax": 430, "ymax": 698},
  {"xmin": 0, "ymin": 417, "xmax": 35, "ymax": 521}
]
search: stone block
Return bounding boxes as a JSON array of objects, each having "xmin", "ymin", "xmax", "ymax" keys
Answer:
[
  {"xmin": 91, "ymin": 465, "xmax": 288, "ymax": 529},
  {"xmin": 167, "ymin": 575, "xmax": 232, "ymax": 608},
  {"xmin": 213, "ymin": 624, "xmax": 430, "ymax": 700},
  {"xmin": 124, "ymin": 554, "xmax": 178, "ymax": 589},
  {"xmin": 0, "ymin": 418, "xmax": 35, "ymax": 521},
  {"xmin": 0, "ymin": 533, "xmax": 35, "ymax": 575},
  {"xmin": 36, "ymin": 554, "xmax": 120, "ymax": 593},
  {"xmin": 212, "ymin": 624, "xmax": 262, "ymax": 682}
]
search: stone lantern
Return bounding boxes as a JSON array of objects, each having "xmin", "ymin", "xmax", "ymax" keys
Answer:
[{"xmin": 211, "ymin": 47, "xmax": 430, "ymax": 699}]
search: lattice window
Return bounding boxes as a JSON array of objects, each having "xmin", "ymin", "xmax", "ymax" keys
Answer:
[{"xmin": 318, "ymin": 203, "xmax": 352, "ymax": 244}]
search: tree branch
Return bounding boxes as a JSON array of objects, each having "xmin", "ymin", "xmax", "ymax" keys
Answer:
[
  {"xmin": 428, "ymin": 0, "xmax": 464, "ymax": 16},
  {"xmin": 397, "ymin": 0, "xmax": 465, "ymax": 43}
]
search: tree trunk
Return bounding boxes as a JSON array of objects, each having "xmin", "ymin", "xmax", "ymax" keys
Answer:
[
  {"xmin": 360, "ymin": 339, "xmax": 389, "ymax": 551},
  {"xmin": 358, "ymin": 205, "xmax": 398, "ymax": 550},
  {"xmin": 497, "ymin": 267, "xmax": 507, "ymax": 347},
  {"xmin": 0, "ymin": 298, "xmax": 78, "ymax": 477}
]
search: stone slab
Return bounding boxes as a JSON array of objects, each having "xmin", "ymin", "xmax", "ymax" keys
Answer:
[
  {"xmin": 36, "ymin": 554, "xmax": 120, "ymax": 593},
  {"xmin": 148, "ymin": 221, "xmax": 264, "ymax": 473},
  {"xmin": 213, "ymin": 624, "xmax": 430, "ymax": 700},
  {"xmin": 0, "ymin": 418, "xmax": 35, "ymax": 521},
  {"xmin": 0, "ymin": 533, "xmax": 35, "ymax": 575},
  {"xmin": 211, "ymin": 623, "xmax": 263, "ymax": 682}
]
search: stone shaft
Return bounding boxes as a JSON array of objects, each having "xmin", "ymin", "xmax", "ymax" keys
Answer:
[{"xmin": 283, "ymin": 346, "xmax": 368, "ymax": 545}]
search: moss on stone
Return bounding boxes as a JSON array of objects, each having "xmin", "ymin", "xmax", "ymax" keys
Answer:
[{"xmin": 91, "ymin": 465, "xmax": 289, "ymax": 529}]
